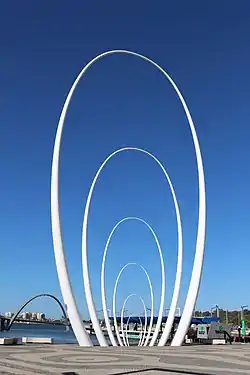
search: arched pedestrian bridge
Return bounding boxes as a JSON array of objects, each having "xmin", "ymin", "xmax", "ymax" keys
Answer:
[{"xmin": 0, "ymin": 293, "xmax": 69, "ymax": 331}]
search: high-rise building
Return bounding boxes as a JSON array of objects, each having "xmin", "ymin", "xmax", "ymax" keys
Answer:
[
  {"xmin": 4, "ymin": 312, "xmax": 14, "ymax": 318},
  {"xmin": 36, "ymin": 313, "xmax": 46, "ymax": 321},
  {"xmin": 21, "ymin": 312, "xmax": 31, "ymax": 320},
  {"xmin": 31, "ymin": 312, "xmax": 37, "ymax": 320}
]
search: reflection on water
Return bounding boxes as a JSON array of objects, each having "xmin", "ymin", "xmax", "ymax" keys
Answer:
[{"xmin": 0, "ymin": 323, "xmax": 100, "ymax": 344}]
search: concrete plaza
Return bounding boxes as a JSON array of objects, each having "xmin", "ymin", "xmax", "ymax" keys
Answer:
[{"xmin": 0, "ymin": 344, "xmax": 250, "ymax": 375}]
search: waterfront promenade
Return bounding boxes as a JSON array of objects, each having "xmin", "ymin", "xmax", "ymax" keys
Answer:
[{"xmin": 1, "ymin": 344, "xmax": 250, "ymax": 374}]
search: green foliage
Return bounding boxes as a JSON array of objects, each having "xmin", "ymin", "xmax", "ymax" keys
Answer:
[{"xmin": 195, "ymin": 309, "xmax": 250, "ymax": 326}]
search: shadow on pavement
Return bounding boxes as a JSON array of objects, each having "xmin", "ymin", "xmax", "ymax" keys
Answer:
[{"xmin": 111, "ymin": 368, "xmax": 215, "ymax": 375}]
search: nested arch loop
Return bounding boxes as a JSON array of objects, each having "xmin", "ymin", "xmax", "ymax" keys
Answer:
[
  {"xmin": 120, "ymin": 294, "xmax": 147, "ymax": 347},
  {"xmin": 105, "ymin": 259, "xmax": 155, "ymax": 347},
  {"xmin": 125, "ymin": 315, "xmax": 144, "ymax": 347},
  {"xmin": 51, "ymin": 49, "xmax": 206, "ymax": 347},
  {"xmin": 83, "ymin": 147, "xmax": 183, "ymax": 347}
]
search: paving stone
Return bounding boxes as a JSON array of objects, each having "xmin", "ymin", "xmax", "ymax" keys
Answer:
[{"xmin": 0, "ymin": 344, "xmax": 250, "ymax": 374}]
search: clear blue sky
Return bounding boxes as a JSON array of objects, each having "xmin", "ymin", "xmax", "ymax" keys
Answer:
[{"xmin": 0, "ymin": 1, "xmax": 249, "ymax": 319}]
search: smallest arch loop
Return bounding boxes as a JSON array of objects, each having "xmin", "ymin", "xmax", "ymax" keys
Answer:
[
  {"xmin": 120, "ymin": 294, "xmax": 147, "ymax": 347},
  {"xmin": 101, "ymin": 215, "xmax": 165, "ymax": 346},
  {"xmin": 111, "ymin": 262, "xmax": 154, "ymax": 347},
  {"xmin": 125, "ymin": 315, "xmax": 144, "ymax": 347}
]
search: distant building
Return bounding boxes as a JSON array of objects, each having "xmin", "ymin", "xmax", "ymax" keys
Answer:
[
  {"xmin": 4, "ymin": 312, "xmax": 14, "ymax": 318},
  {"xmin": 36, "ymin": 313, "xmax": 45, "ymax": 321},
  {"xmin": 40, "ymin": 313, "xmax": 45, "ymax": 320},
  {"xmin": 31, "ymin": 312, "xmax": 37, "ymax": 320},
  {"xmin": 3, "ymin": 311, "xmax": 46, "ymax": 321},
  {"xmin": 21, "ymin": 312, "xmax": 31, "ymax": 320}
]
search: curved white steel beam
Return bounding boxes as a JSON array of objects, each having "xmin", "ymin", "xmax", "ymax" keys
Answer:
[
  {"xmin": 51, "ymin": 49, "xmax": 205, "ymax": 347},
  {"xmin": 125, "ymin": 315, "xmax": 143, "ymax": 347},
  {"xmin": 85, "ymin": 148, "xmax": 182, "ymax": 347},
  {"xmin": 102, "ymin": 230, "xmax": 156, "ymax": 347},
  {"xmin": 139, "ymin": 296, "xmax": 148, "ymax": 347},
  {"xmin": 120, "ymin": 294, "xmax": 147, "ymax": 347},
  {"xmin": 137, "ymin": 316, "xmax": 144, "ymax": 347},
  {"xmin": 111, "ymin": 264, "xmax": 152, "ymax": 346},
  {"xmin": 120, "ymin": 293, "xmax": 135, "ymax": 346}
]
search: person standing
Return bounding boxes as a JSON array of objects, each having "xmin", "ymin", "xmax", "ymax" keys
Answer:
[{"xmin": 238, "ymin": 325, "xmax": 242, "ymax": 342}]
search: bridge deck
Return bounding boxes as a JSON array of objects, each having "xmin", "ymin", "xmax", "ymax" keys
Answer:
[{"xmin": 0, "ymin": 343, "xmax": 250, "ymax": 374}]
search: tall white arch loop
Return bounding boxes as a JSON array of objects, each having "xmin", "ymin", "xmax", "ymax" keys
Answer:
[
  {"xmin": 120, "ymin": 293, "xmax": 135, "ymax": 346},
  {"xmin": 51, "ymin": 49, "xmax": 206, "ymax": 347},
  {"xmin": 125, "ymin": 315, "xmax": 143, "ymax": 347},
  {"xmin": 85, "ymin": 147, "xmax": 182, "ymax": 347},
  {"xmin": 139, "ymin": 296, "xmax": 148, "ymax": 346},
  {"xmin": 120, "ymin": 294, "xmax": 147, "ymax": 347},
  {"xmin": 101, "ymin": 219, "xmax": 162, "ymax": 347},
  {"xmin": 137, "ymin": 316, "xmax": 145, "ymax": 347},
  {"xmin": 109, "ymin": 260, "xmax": 154, "ymax": 346}
]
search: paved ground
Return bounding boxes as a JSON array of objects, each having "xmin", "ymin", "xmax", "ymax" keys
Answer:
[{"xmin": 0, "ymin": 344, "xmax": 250, "ymax": 375}]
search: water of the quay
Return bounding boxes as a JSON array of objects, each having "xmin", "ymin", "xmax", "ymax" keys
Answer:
[{"xmin": 0, "ymin": 323, "xmax": 102, "ymax": 344}]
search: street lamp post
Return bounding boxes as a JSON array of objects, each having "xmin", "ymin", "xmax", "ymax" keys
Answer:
[
  {"xmin": 164, "ymin": 308, "xmax": 170, "ymax": 317},
  {"xmin": 122, "ymin": 309, "xmax": 128, "ymax": 328},
  {"xmin": 164, "ymin": 307, "xmax": 181, "ymax": 317},
  {"xmin": 241, "ymin": 305, "xmax": 248, "ymax": 321},
  {"xmin": 146, "ymin": 308, "xmax": 152, "ymax": 328},
  {"xmin": 211, "ymin": 305, "xmax": 219, "ymax": 318},
  {"xmin": 120, "ymin": 308, "xmax": 128, "ymax": 316}
]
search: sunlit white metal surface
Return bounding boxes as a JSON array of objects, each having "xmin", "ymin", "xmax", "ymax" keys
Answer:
[
  {"xmin": 51, "ymin": 49, "xmax": 206, "ymax": 347},
  {"xmin": 84, "ymin": 147, "xmax": 182, "ymax": 347},
  {"xmin": 120, "ymin": 294, "xmax": 147, "ymax": 347},
  {"xmin": 125, "ymin": 315, "xmax": 143, "ymax": 347},
  {"xmin": 108, "ymin": 260, "xmax": 154, "ymax": 347}
]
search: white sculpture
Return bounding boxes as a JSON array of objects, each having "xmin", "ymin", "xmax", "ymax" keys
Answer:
[
  {"xmin": 51, "ymin": 50, "xmax": 206, "ymax": 347},
  {"xmin": 121, "ymin": 296, "xmax": 147, "ymax": 346},
  {"xmin": 125, "ymin": 315, "xmax": 144, "ymax": 346},
  {"xmin": 110, "ymin": 262, "xmax": 154, "ymax": 347}
]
